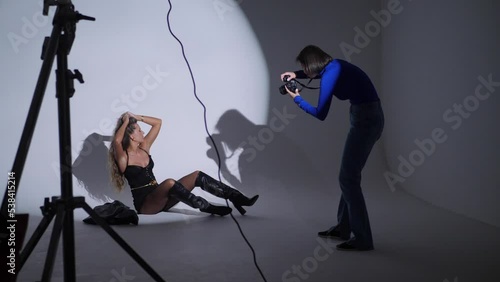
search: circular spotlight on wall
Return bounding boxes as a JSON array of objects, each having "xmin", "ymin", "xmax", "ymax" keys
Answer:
[{"xmin": 0, "ymin": 0, "xmax": 269, "ymax": 219}]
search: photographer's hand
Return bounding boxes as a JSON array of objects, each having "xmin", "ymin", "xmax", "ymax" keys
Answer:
[
  {"xmin": 280, "ymin": 72, "xmax": 296, "ymax": 81},
  {"xmin": 286, "ymin": 85, "xmax": 300, "ymax": 99}
]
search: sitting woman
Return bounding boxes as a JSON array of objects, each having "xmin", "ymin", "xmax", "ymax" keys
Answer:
[{"xmin": 108, "ymin": 112, "xmax": 259, "ymax": 216}]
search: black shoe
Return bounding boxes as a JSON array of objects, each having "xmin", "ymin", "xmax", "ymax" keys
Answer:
[
  {"xmin": 318, "ymin": 226, "xmax": 350, "ymax": 240},
  {"xmin": 336, "ymin": 241, "xmax": 374, "ymax": 251}
]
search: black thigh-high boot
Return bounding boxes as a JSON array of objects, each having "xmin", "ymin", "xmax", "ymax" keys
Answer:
[
  {"xmin": 167, "ymin": 181, "xmax": 232, "ymax": 216},
  {"xmin": 195, "ymin": 171, "xmax": 259, "ymax": 215}
]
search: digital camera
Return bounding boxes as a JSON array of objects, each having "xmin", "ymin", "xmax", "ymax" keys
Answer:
[{"xmin": 279, "ymin": 75, "xmax": 298, "ymax": 95}]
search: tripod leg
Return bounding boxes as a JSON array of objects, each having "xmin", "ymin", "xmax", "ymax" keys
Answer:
[
  {"xmin": 62, "ymin": 204, "xmax": 76, "ymax": 281},
  {"xmin": 80, "ymin": 202, "xmax": 165, "ymax": 282},
  {"xmin": 41, "ymin": 204, "xmax": 65, "ymax": 282},
  {"xmin": 18, "ymin": 211, "xmax": 56, "ymax": 271}
]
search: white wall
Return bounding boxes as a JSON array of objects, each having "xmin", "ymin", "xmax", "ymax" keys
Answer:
[
  {"xmin": 2, "ymin": 0, "xmax": 392, "ymax": 223},
  {"xmin": 1, "ymin": 0, "xmax": 269, "ymax": 217},
  {"xmin": 381, "ymin": 0, "xmax": 500, "ymax": 227},
  {"xmin": 6, "ymin": 0, "xmax": 498, "ymax": 229}
]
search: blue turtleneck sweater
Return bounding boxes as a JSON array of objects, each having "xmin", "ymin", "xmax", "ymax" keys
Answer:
[{"xmin": 293, "ymin": 59, "xmax": 379, "ymax": 121}]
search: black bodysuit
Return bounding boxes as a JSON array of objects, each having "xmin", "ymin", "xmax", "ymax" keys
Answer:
[{"xmin": 123, "ymin": 148, "xmax": 158, "ymax": 213}]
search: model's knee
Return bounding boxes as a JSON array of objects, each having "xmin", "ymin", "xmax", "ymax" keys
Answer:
[
  {"xmin": 194, "ymin": 170, "xmax": 205, "ymax": 186},
  {"xmin": 165, "ymin": 178, "xmax": 176, "ymax": 188}
]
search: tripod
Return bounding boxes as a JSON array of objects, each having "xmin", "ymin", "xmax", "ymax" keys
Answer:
[{"xmin": 1, "ymin": 1, "xmax": 164, "ymax": 281}]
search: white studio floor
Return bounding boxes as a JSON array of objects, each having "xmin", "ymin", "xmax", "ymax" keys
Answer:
[{"xmin": 16, "ymin": 169, "xmax": 500, "ymax": 282}]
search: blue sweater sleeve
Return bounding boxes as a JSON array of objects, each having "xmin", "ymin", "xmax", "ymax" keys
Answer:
[
  {"xmin": 293, "ymin": 62, "xmax": 341, "ymax": 121},
  {"xmin": 294, "ymin": 70, "xmax": 321, "ymax": 79}
]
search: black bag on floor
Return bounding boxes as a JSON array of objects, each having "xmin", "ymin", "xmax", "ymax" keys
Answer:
[{"xmin": 83, "ymin": 200, "xmax": 139, "ymax": 225}]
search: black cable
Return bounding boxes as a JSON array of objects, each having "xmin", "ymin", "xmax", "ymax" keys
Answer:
[{"xmin": 165, "ymin": 1, "xmax": 267, "ymax": 281}]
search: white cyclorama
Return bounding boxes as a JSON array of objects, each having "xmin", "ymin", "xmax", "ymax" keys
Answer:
[{"xmin": 1, "ymin": 0, "xmax": 499, "ymax": 229}]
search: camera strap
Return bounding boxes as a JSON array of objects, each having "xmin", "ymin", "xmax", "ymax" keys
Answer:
[{"xmin": 296, "ymin": 78, "xmax": 320, "ymax": 90}]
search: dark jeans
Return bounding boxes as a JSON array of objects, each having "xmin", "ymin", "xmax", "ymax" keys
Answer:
[{"xmin": 336, "ymin": 100, "xmax": 384, "ymax": 249}]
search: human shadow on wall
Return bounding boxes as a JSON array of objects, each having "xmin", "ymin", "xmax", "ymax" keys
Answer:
[
  {"xmin": 206, "ymin": 109, "xmax": 335, "ymax": 228},
  {"xmin": 72, "ymin": 133, "xmax": 134, "ymax": 208}
]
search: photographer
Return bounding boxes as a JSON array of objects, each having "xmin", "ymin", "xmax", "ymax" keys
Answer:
[{"xmin": 280, "ymin": 45, "xmax": 384, "ymax": 251}]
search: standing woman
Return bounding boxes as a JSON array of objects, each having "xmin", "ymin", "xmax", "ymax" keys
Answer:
[
  {"xmin": 281, "ymin": 45, "xmax": 384, "ymax": 251},
  {"xmin": 108, "ymin": 112, "xmax": 259, "ymax": 216}
]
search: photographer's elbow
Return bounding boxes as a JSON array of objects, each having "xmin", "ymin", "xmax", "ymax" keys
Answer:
[{"xmin": 317, "ymin": 113, "xmax": 328, "ymax": 121}]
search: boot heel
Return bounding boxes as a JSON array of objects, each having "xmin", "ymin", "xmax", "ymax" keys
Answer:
[
  {"xmin": 231, "ymin": 195, "xmax": 259, "ymax": 215},
  {"xmin": 233, "ymin": 204, "xmax": 247, "ymax": 215}
]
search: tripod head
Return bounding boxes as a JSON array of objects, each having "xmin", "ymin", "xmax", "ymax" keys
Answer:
[
  {"xmin": 43, "ymin": 0, "xmax": 77, "ymax": 16},
  {"xmin": 42, "ymin": 0, "xmax": 95, "ymax": 56},
  {"xmin": 39, "ymin": 0, "xmax": 94, "ymax": 98}
]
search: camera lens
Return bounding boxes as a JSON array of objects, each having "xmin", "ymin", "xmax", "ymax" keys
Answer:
[{"xmin": 279, "ymin": 85, "xmax": 288, "ymax": 95}]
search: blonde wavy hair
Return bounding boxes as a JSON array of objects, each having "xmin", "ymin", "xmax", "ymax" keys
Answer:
[{"xmin": 108, "ymin": 117, "xmax": 138, "ymax": 192}]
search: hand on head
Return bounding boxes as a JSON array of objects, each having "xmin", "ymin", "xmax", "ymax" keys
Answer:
[
  {"xmin": 122, "ymin": 112, "xmax": 140, "ymax": 122},
  {"xmin": 127, "ymin": 112, "xmax": 140, "ymax": 120},
  {"xmin": 121, "ymin": 112, "xmax": 130, "ymax": 122}
]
